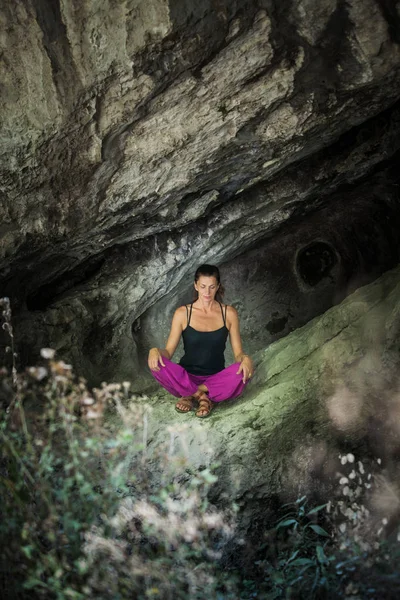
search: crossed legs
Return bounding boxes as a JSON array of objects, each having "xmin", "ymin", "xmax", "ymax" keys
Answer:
[
  {"xmin": 151, "ymin": 358, "xmax": 248, "ymax": 416},
  {"xmin": 175, "ymin": 383, "xmax": 211, "ymax": 417}
]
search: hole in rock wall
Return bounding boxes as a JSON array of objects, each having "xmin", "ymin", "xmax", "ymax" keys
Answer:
[{"xmin": 296, "ymin": 241, "xmax": 338, "ymax": 287}]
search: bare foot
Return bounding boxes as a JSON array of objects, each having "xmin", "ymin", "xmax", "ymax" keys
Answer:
[{"xmin": 175, "ymin": 396, "xmax": 195, "ymax": 413}]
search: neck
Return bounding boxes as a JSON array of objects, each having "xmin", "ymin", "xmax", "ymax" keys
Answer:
[{"xmin": 196, "ymin": 298, "xmax": 218, "ymax": 312}]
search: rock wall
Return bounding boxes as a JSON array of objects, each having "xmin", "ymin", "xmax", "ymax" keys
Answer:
[
  {"xmin": 140, "ymin": 165, "xmax": 400, "ymax": 372},
  {"xmin": 1, "ymin": 1, "xmax": 400, "ymax": 382},
  {"xmin": 140, "ymin": 264, "xmax": 400, "ymax": 533}
]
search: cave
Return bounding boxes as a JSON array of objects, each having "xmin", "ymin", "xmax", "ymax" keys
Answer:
[
  {"xmin": 296, "ymin": 241, "xmax": 337, "ymax": 287},
  {"xmin": 1, "ymin": 0, "xmax": 399, "ymax": 385},
  {"xmin": 2, "ymin": 0, "xmax": 400, "ymax": 592}
]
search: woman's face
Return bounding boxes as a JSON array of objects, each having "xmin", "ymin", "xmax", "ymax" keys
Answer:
[{"xmin": 194, "ymin": 275, "xmax": 219, "ymax": 302}]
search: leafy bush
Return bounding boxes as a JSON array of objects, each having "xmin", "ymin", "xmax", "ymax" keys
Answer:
[
  {"xmin": 240, "ymin": 453, "xmax": 400, "ymax": 599},
  {"xmin": 0, "ymin": 347, "xmax": 237, "ymax": 600}
]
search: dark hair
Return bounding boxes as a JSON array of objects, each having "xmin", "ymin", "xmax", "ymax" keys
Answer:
[{"xmin": 193, "ymin": 264, "xmax": 225, "ymax": 301}]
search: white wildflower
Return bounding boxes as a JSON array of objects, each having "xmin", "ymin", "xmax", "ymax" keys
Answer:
[
  {"xmin": 85, "ymin": 409, "xmax": 101, "ymax": 419},
  {"xmin": 358, "ymin": 461, "xmax": 365, "ymax": 474},
  {"xmin": 339, "ymin": 477, "xmax": 349, "ymax": 485},
  {"xmin": 40, "ymin": 348, "xmax": 55, "ymax": 359},
  {"xmin": 377, "ymin": 458, "xmax": 382, "ymax": 464},
  {"xmin": 343, "ymin": 486, "xmax": 350, "ymax": 496},
  {"xmin": 382, "ymin": 518, "xmax": 388, "ymax": 525},
  {"xmin": 203, "ymin": 513, "xmax": 223, "ymax": 528},
  {"xmin": 183, "ymin": 522, "xmax": 198, "ymax": 543},
  {"xmin": 346, "ymin": 453, "xmax": 355, "ymax": 463},
  {"xmin": 27, "ymin": 366, "xmax": 48, "ymax": 381},
  {"xmin": 340, "ymin": 456, "xmax": 348, "ymax": 465},
  {"xmin": 339, "ymin": 522, "xmax": 347, "ymax": 533},
  {"xmin": 349, "ymin": 470, "xmax": 356, "ymax": 479},
  {"xmin": 82, "ymin": 397, "xmax": 95, "ymax": 405},
  {"xmin": 58, "ymin": 361, "xmax": 72, "ymax": 370},
  {"xmin": 344, "ymin": 508, "xmax": 355, "ymax": 520}
]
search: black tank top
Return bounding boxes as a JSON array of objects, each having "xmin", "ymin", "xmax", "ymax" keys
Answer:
[{"xmin": 179, "ymin": 302, "xmax": 229, "ymax": 376}]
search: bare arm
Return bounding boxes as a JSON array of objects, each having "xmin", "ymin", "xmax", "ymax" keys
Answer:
[
  {"xmin": 227, "ymin": 306, "xmax": 246, "ymax": 361},
  {"xmin": 164, "ymin": 307, "xmax": 186, "ymax": 359},
  {"xmin": 227, "ymin": 306, "xmax": 254, "ymax": 382},
  {"xmin": 148, "ymin": 307, "xmax": 185, "ymax": 370}
]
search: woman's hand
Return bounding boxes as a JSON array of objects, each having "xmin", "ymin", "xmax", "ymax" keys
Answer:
[
  {"xmin": 236, "ymin": 354, "xmax": 254, "ymax": 383},
  {"xmin": 148, "ymin": 348, "xmax": 166, "ymax": 371}
]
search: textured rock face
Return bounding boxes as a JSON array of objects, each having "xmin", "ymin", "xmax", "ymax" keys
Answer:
[
  {"xmin": 141, "ymin": 264, "xmax": 400, "ymax": 531},
  {"xmin": 1, "ymin": 1, "xmax": 400, "ymax": 382},
  {"xmin": 140, "ymin": 168, "xmax": 400, "ymax": 371}
]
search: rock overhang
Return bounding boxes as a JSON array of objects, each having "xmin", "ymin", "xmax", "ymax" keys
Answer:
[{"xmin": 0, "ymin": 0, "xmax": 400, "ymax": 382}]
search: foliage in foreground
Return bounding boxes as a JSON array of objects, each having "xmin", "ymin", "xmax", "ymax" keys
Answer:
[
  {"xmin": 1, "ymin": 298, "xmax": 400, "ymax": 599},
  {"xmin": 243, "ymin": 456, "xmax": 400, "ymax": 600},
  {"xmin": 0, "ymin": 349, "xmax": 237, "ymax": 600}
]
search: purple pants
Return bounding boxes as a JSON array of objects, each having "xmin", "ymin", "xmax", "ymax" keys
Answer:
[{"xmin": 151, "ymin": 357, "xmax": 248, "ymax": 402}]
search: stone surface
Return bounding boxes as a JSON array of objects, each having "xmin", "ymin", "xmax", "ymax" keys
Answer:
[
  {"xmin": 0, "ymin": 1, "xmax": 400, "ymax": 383},
  {"xmin": 140, "ymin": 165, "xmax": 400, "ymax": 372},
  {"xmin": 139, "ymin": 264, "xmax": 400, "ymax": 532}
]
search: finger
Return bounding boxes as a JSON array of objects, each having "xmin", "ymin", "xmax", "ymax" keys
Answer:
[
  {"xmin": 160, "ymin": 357, "xmax": 165, "ymax": 367},
  {"xmin": 236, "ymin": 363, "xmax": 243, "ymax": 375}
]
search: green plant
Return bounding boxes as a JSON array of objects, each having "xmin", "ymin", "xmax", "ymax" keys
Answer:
[
  {"xmin": 0, "ymin": 354, "xmax": 239, "ymax": 599},
  {"xmin": 0, "ymin": 298, "xmax": 238, "ymax": 600},
  {"xmin": 2, "ymin": 297, "xmax": 400, "ymax": 600},
  {"xmin": 239, "ymin": 453, "xmax": 400, "ymax": 600},
  {"xmin": 248, "ymin": 496, "xmax": 332, "ymax": 599}
]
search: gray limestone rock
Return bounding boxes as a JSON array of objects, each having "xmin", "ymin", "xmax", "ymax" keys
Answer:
[
  {"xmin": 0, "ymin": 1, "xmax": 400, "ymax": 385},
  {"xmin": 138, "ymin": 264, "xmax": 400, "ymax": 532}
]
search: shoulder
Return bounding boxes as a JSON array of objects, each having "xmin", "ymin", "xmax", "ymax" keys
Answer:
[
  {"xmin": 226, "ymin": 305, "xmax": 238, "ymax": 318},
  {"xmin": 171, "ymin": 305, "xmax": 187, "ymax": 323},
  {"xmin": 173, "ymin": 305, "xmax": 188, "ymax": 318},
  {"xmin": 175, "ymin": 305, "xmax": 188, "ymax": 314},
  {"xmin": 225, "ymin": 305, "xmax": 239, "ymax": 328}
]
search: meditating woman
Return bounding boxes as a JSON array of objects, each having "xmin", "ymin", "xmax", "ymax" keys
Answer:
[{"xmin": 148, "ymin": 264, "xmax": 254, "ymax": 418}]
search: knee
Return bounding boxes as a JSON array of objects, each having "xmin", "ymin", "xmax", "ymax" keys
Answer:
[
  {"xmin": 150, "ymin": 358, "xmax": 171, "ymax": 376},
  {"xmin": 227, "ymin": 362, "xmax": 242, "ymax": 375},
  {"xmin": 234, "ymin": 363, "xmax": 244, "ymax": 378}
]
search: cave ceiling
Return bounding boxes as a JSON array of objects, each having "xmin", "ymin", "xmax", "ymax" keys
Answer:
[{"xmin": 1, "ymin": 0, "xmax": 400, "ymax": 382}]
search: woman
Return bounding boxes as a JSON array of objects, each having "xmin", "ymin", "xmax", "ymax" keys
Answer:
[{"xmin": 148, "ymin": 264, "xmax": 254, "ymax": 418}]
